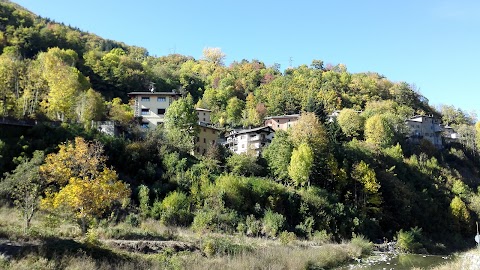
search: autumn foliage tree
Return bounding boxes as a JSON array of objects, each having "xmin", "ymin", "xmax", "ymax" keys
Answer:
[{"xmin": 40, "ymin": 137, "xmax": 130, "ymax": 233}]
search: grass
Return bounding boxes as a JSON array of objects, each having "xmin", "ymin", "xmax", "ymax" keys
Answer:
[{"xmin": 0, "ymin": 206, "xmax": 372, "ymax": 270}]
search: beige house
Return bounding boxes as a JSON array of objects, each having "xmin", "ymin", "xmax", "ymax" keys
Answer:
[
  {"xmin": 223, "ymin": 126, "xmax": 275, "ymax": 156},
  {"xmin": 128, "ymin": 91, "xmax": 181, "ymax": 128},
  {"xmin": 264, "ymin": 114, "xmax": 300, "ymax": 131},
  {"xmin": 405, "ymin": 115, "xmax": 443, "ymax": 148},
  {"xmin": 196, "ymin": 108, "xmax": 212, "ymax": 124},
  {"xmin": 195, "ymin": 122, "xmax": 222, "ymax": 156}
]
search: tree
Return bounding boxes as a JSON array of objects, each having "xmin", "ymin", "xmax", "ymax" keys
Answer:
[
  {"xmin": 351, "ymin": 161, "xmax": 381, "ymax": 212},
  {"xmin": 475, "ymin": 122, "xmax": 480, "ymax": 152},
  {"xmin": 76, "ymin": 88, "xmax": 106, "ymax": 129},
  {"xmin": 164, "ymin": 94, "xmax": 199, "ymax": 153},
  {"xmin": 225, "ymin": 97, "xmax": 244, "ymax": 127},
  {"xmin": 226, "ymin": 152, "xmax": 263, "ymax": 176},
  {"xmin": 289, "ymin": 112, "xmax": 328, "ymax": 154},
  {"xmin": 365, "ymin": 114, "xmax": 395, "ymax": 147},
  {"xmin": 1, "ymin": 151, "xmax": 44, "ymax": 232},
  {"xmin": 38, "ymin": 47, "xmax": 89, "ymax": 121},
  {"xmin": 337, "ymin": 108, "xmax": 364, "ymax": 138},
  {"xmin": 288, "ymin": 143, "xmax": 314, "ymax": 186},
  {"xmin": 108, "ymin": 97, "xmax": 134, "ymax": 126},
  {"xmin": 202, "ymin": 47, "xmax": 226, "ymax": 66},
  {"xmin": 262, "ymin": 131, "xmax": 293, "ymax": 182},
  {"xmin": 40, "ymin": 137, "xmax": 130, "ymax": 234}
]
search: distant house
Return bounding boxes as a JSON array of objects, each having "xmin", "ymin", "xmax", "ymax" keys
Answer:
[
  {"xmin": 264, "ymin": 114, "xmax": 300, "ymax": 131},
  {"xmin": 405, "ymin": 115, "xmax": 443, "ymax": 148},
  {"xmin": 196, "ymin": 108, "xmax": 212, "ymax": 124},
  {"xmin": 92, "ymin": 121, "xmax": 119, "ymax": 136},
  {"xmin": 195, "ymin": 122, "xmax": 223, "ymax": 156},
  {"xmin": 223, "ymin": 126, "xmax": 275, "ymax": 156},
  {"xmin": 442, "ymin": 125, "xmax": 458, "ymax": 143},
  {"xmin": 326, "ymin": 110, "xmax": 341, "ymax": 123},
  {"xmin": 128, "ymin": 91, "xmax": 181, "ymax": 128}
]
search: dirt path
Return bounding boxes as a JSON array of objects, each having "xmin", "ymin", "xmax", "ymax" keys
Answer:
[{"xmin": 101, "ymin": 239, "xmax": 199, "ymax": 254}]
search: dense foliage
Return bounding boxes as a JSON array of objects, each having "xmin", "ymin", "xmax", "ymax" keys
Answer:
[{"xmin": 1, "ymin": 0, "xmax": 480, "ymax": 251}]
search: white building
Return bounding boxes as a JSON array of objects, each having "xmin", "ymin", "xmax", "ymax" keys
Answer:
[
  {"xmin": 128, "ymin": 91, "xmax": 181, "ymax": 128},
  {"xmin": 223, "ymin": 126, "xmax": 275, "ymax": 156}
]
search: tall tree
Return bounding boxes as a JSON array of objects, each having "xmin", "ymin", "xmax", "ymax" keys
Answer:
[
  {"xmin": 164, "ymin": 94, "xmax": 199, "ymax": 153},
  {"xmin": 337, "ymin": 108, "xmax": 364, "ymax": 138},
  {"xmin": 365, "ymin": 114, "xmax": 395, "ymax": 147},
  {"xmin": 263, "ymin": 131, "xmax": 293, "ymax": 183},
  {"xmin": 288, "ymin": 143, "xmax": 314, "ymax": 187}
]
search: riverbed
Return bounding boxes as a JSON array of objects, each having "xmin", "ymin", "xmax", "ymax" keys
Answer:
[{"xmin": 336, "ymin": 252, "xmax": 454, "ymax": 269}]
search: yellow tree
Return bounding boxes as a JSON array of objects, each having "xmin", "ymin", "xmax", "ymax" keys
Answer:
[
  {"xmin": 40, "ymin": 137, "xmax": 130, "ymax": 233},
  {"xmin": 288, "ymin": 143, "xmax": 314, "ymax": 187}
]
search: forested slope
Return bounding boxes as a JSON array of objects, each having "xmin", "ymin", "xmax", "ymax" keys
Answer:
[{"xmin": 1, "ymin": 0, "xmax": 480, "ymax": 253}]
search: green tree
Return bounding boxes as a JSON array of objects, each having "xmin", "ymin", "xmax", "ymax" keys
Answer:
[
  {"xmin": 38, "ymin": 47, "xmax": 89, "ymax": 121},
  {"xmin": 158, "ymin": 191, "xmax": 192, "ymax": 226},
  {"xmin": 226, "ymin": 152, "xmax": 263, "ymax": 176},
  {"xmin": 225, "ymin": 97, "xmax": 244, "ymax": 127},
  {"xmin": 337, "ymin": 108, "xmax": 364, "ymax": 138},
  {"xmin": 289, "ymin": 112, "xmax": 328, "ymax": 154},
  {"xmin": 76, "ymin": 88, "xmax": 106, "ymax": 129},
  {"xmin": 108, "ymin": 97, "xmax": 134, "ymax": 126},
  {"xmin": 365, "ymin": 114, "xmax": 395, "ymax": 147},
  {"xmin": 164, "ymin": 94, "xmax": 199, "ymax": 153},
  {"xmin": 262, "ymin": 131, "xmax": 293, "ymax": 182},
  {"xmin": 351, "ymin": 161, "xmax": 381, "ymax": 211},
  {"xmin": 288, "ymin": 143, "xmax": 314, "ymax": 186},
  {"xmin": 1, "ymin": 150, "xmax": 44, "ymax": 232}
]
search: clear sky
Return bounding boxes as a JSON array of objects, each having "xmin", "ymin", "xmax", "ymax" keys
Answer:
[{"xmin": 12, "ymin": 0, "xmax": 479, "ymax": 117}]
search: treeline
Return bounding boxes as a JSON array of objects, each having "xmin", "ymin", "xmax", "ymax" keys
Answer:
[{"xmin": 1, "ymin": 0, "xmax": 480, "ymax": 252}]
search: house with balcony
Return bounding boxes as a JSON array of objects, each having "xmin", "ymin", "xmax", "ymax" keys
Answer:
[
  {"xmin": 128, "ymin": 91, "xmax": 181, "ymax": 128},
  {"xmin": 223, "ymin": 126, "xmax": 275, "ymax": 156},
  {"xmin": 405, "ymin": 115, "xmax": 443, "ymax": 148},
  {"xmin": 264, "ymin": 114, "xmax": 300, "ymax": 131}
]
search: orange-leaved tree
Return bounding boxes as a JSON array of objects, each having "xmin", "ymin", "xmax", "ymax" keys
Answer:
[{"xmin": 40, "ymin": 137, "xmax": 130, "ymax": 234}]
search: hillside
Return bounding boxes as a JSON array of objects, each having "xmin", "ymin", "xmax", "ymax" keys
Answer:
[{"xmin": 1, "ymin": 1, "xmax": 480, "ymax": 268}]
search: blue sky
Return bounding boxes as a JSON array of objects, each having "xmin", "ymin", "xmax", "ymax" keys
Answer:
[{"xmin": 12, "ymin": 0, "xmax": 479, "ymax": 117}]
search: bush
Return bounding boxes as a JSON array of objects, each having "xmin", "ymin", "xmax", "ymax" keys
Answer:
[
  {"xmin": 159, "ymin": 191, "xmax": 192, "ymax": 226},
  {"xmin": 201, "ymin": 236, "xmax": 253, "ymax": 257},
  {"xmin": 396, "ymin": 227, "xmax": 423, "ymax": 253},
  {"xmin": 262, "ymin": 209, "xmax": 285, "ymax": 238},
  {"xmin": 350, "ymin": 234, "xmax": 373, "ymax": 255},
  {"xmin": 311, "ymin": 230, "xmax": 333, "ymax": 244},
  {"xmin": 245, "ymin": 214, "xmax": 261, "ymax": 237},
  {"xmin": 279, "ymin": 231, "xmax": 296, "ymax": 245}
]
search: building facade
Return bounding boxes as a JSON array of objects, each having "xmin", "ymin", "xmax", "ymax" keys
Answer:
[
  {"xmin": 223, "ymin": 126, "xmax": 275, "ymax": 156},
  {"xmin": 405, "ymin": 115, "xmax": 443, "ymax": 148},
  {"xmin": 195, "ymin": 122, "xmax": 223, "ymax": 156},
  {"xmin": 196, "ymin": 108, "xmax": 212, "ymax": 124},
  {"xmin": 264, "ymin": 114, "xmax": 300, "ymax": 131},
  {"xmin": 128, "ymin": 92, "xmax": 181, "ymax": 128}
]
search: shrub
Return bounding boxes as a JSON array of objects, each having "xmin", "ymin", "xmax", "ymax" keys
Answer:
[
  {"xmin": 159, "ymin": 191, "xmax": 192, "ymax": 226},
  {"xmin": 396, "ymin": 227, "xmax": 423, "ymax": 253},
  {"xmin": 279, "ymin": 231, "xmax": 296, "ymax": 245},
  {"xmin": 262, "ymin": 209, "xmax": 285, "ymax": 238},
  {"xmin": 311, "ymin": 230, "xmax": 333, "ymax": 244},
  {"xmin": 245, "ymin": 214, "xmax": 261, "ymax": 237},
  {"xmin": 350, "ymin": 234, "xmax": 373, "ymax": 255}
]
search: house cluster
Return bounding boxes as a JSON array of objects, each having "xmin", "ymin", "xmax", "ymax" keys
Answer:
[
  {"xmin": 123, "ymin": 91, "xmax": 458, "ymax": 156},
  {"xmin": 127, "ymin": 91, "xmax": 300, "ymax": 156}
]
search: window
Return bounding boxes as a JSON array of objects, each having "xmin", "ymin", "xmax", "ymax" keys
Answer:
[
  {"xmin": 157, "ymin": 97, "xmax": 166, "ymax": 102},
  {"xmin": 141, "ymin": 122, "xmax": 149, "ymax": 128},
  {"xmin": 212, "ymin": 129, "xmax": 215, "ymax": 134},
  {"xmin": 141, "ymin": 109, "xmax": 150, "ymax": 115},
  {"xmin": 203, "ymin": 112, "xmax": 206, "ymax": 115},
  {"xmin": 196, "ymin": 137, "xmax": 199, "ymax": 142},
  {"xmin": 203, "ymin": 118, "xmax": 206, "ymax": 121},
  {"xmin": 203, "ymin": 138, "xmax": 206, "ymax": 143},
  {"xmin": 241, "ymin": 144, "xmax": 245, "ymax": 148},
  {"xmin": 212, "ymin": 140, "xmax": 216, "ymax": 145},
  {"xmin": 157, "ymin": 108, "xmax": 166, "ymax": 114},
  {"xmin": 203, "ymin": 128, "xmax": 206, "ymax": 132},
  {"xmin": 141, "ymin": 97, "xmax": 150, "ymax": 102}
]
